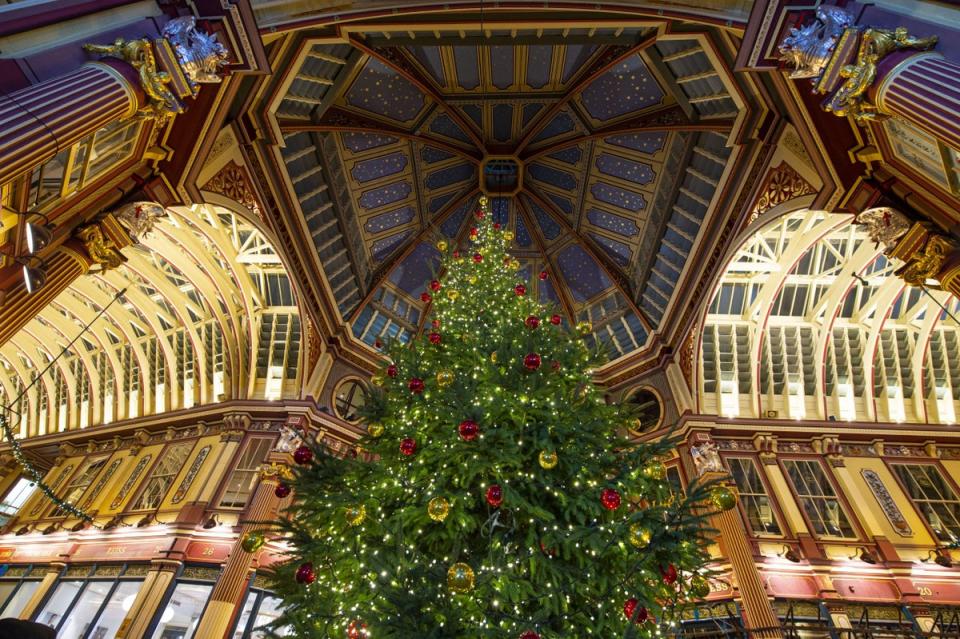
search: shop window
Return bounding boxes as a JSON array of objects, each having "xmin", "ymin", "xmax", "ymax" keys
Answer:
[
  {"xmin": 36, "ymin": 579, "xmax": 83, "ymax": 628},
  {"xmin": 0, "ymin": 476, "xmax": 38, "ymax": 525},
  {"xmin": 625, "ymin": 388, "xmax": 662, "ymax": 434},
  {"xmin": 219, "ymin": 438, "xmax": 274, "ymax": 509},
  {"xmin": 52, "ymin": 457, "xmax": 108, "ymax": 517},
  {"xmin": 727, "ymin": 457, "xmax": 782, "ymax": 536},
  {"xmin": 782, "ymin": 459, "xmax": 856, "ymax": 539},
  {"xmin": 334, "ymin": 378, "xmax": 368, "ymax": 422},
  {"xmin": 31, "ymin": 564, "xmax": 145, "ymax": 636},
  {"xmin": 151, "ymin": 582, "xmax": 213, "ymax": 639},
  {"xmin": 232, "ymin": 586, "xmax": 290, "ymax": 638},
  {"xmin": 131, "ymin": 443, "xmax": 193, "ymax": 511},
  {"xmin": 891, "ymin": 463, "xmax": 960, "ymax": 542},
  {"xmin": 0, "ymin": 566, "xmax": 42, "ymax": 619}
]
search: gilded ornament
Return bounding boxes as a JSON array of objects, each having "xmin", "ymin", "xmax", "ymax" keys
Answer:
[
  {"xmin": 710, "ymin": 486, "xmax": 737, "ymax": 512},
  {"xmin": 576, "ymin": 321, "xmax": 592, "ymax": 335},
  {"xmin": 428, "ymin": 496, "xmax": 450, "ymax": 522},
  {"xmin": 240, "ymin": 530, "xmax": 266, "ymax": 553},
  {"xmin": 538, "ymin": 451, "xmax": 559, "ymax": 470},
  {"xmin": 467, "ymin": 275, "xmax": 477, "ymax": 285},
  {"xmin": 690, "ymin": 576, "xmax": 711, "ymax": 599},
  {"xmin": 447, "ymin": 562, "xmax": 475, "ymax": 593},
  {"xmin": 436, "ymin": 370, "xmax": 455, "ymax": 387},
  {"xmin": 371, "ymin": 375, "xmax": 385, "ymax": 387},
  {"xmin": 490, "ymin": 352, "xmax": 498, "ymax": 363},
  {"xmin": 503, "ymin": 231, "xmax": 515, "ymax": 241},
  {"xmin": 76, "ymin": 224, "xmax": 126, "ymax": 271},
  {"xmin": 161, "ymin": 16, "xmax": 228, "ymax": 88},
  {"xmin": 628, "ymin": 523, "xmax": 651, "ymax": 548},
  {"xmin": 367, "ymin": 423, "xmax": 384, "ymax": 438},
  {"xmin": 345, "ymin": 504, "xmax": 366, "ymax": 526},
  {"xmin": 83, "ymin": 38, "xmax": 183, "ymax": 119},
  {"xmin": 642, "ymin": 461, "xmax": 667, "ymax": 481},
  {"xmin": 777, "ymin": 6, "xmax": 854, "ymax": 80},
  {"xmin": 897, "ymin": 235, "xmax": 952, "ymax": 285},
  {"xmin": 478, "ymin": 195, "xmax": 489, "ymax": 207},
  {"xmin": 510, "ymin": 259, "xmax": 521, "ymax": 271},
  {"xmin": 447, "ymin": 289, "xmax": 460, "ymax": 301},
  {"xmin": 436, "ymin": 240, "xmax": 448, "ymax": 252}
]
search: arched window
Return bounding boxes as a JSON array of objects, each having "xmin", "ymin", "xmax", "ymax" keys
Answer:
[
  {"xmin": 625, "ymin": 388, "xmax": 662, "ymax": 434},
  {"xmin": 334, "ymin": 378, "xmax": 368, "ymax": 423}
]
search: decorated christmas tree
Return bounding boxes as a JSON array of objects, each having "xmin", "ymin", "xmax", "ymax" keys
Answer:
[{"xmin": 269, "ymin": 196, "xmax": 733, "ymax": 638}]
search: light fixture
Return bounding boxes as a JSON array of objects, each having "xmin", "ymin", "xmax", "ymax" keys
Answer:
[
  {"xmin": 778, "ymin": 544, "xmax": 801, "ymax": 563},
  {"xmin": 19, "ymin": 258, "xmax": 47, "ymax": 294},
  {"xmin": 136, "ymin": 514, "xmax": 153, "ymax": 528},
  {"xmin": 24, "ymin": 215, "xmax": 53, "ymax": 255},
  {"xmin": 14, "ymin": 525, "xmax": 30, "ymax": 536},
  {"xmin": 924, "ymin": 548, "xmax": 953, "ymax": 568},
  {"xmin": 202, "ymin": 514, "xmax": 219, "ymax": 529},
  {"xmin": 852, "ymin": 546, "xmax": 878, "ymax": 564}
]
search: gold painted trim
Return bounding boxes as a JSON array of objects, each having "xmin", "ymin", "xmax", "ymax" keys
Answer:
[
  {"xmin": 875, "ymin": 52, "xmax": 943, "ymax": 114},
  {"xmin": 86, "ymin": 61, "xmax": 139, "ymax": 120}
]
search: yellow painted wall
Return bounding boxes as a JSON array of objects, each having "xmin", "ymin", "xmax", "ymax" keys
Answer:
[
  {"xmin": 98, "ymin": 444, "xmax": 164, "ymax": 515},
  {"xmin": 156, "ymin": 435, "xmax": 221, "ymax": 514},
  {"xmin": 839, "ymin": 458, "xmax": 934, "ymax": 546},
  {"xmin": 18, "ymin": 456, "xmax": 83, "ymax": 522}
]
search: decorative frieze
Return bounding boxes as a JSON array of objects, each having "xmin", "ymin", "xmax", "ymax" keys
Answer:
[
  {"xmin": 861, "ymin": 469, "xmax": 913, "ymax": 537},
  {"xmin": 171, "ymin": 446, "xmax": 212, "ymax": 504},
  {"xmin": 110, "ymin": 455, "xmax": 151, "ymax": 510}
]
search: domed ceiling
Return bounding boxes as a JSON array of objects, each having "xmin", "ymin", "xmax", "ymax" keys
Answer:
[{"xmin": 259, "ymin": 9, "xmax": 764, "ymax": 362}]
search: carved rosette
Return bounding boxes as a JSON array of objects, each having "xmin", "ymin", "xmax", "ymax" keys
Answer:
[{"xmin": 749, "ymin": 161, "xmax": 816, "ymax": 224}]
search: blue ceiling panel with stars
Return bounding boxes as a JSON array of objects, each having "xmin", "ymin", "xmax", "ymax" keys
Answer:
[{"xmin": 276, "ymin": 19, "xmax": 751, "ymax": 362}]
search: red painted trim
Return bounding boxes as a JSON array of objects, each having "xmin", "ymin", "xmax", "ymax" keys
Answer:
[{"xmin": 0, "ymin": 0, "xmax": 144, "ymax": 37}]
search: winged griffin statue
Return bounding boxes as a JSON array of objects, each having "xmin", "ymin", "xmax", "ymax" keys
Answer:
[{"xmin": 778, "ymin": 5, "xmax": 854, "ymax": 81}]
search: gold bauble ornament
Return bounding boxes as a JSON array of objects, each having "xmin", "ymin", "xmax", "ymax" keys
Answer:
[
  {"xmin": 345, "ymin": 504, "xmax": 366, "ymax": 526},
  {"xmin": 503, "ymin": 231, "xmax": 514, "ymax": 241},
  {"xmin": 490, "ymin": 351, "xmax": 498, "ymax": 363},
  {"xmin": 467, "ymin": 275, "xmax": 477, "ymax": 285},
  {"xmin": 436, "ymin": 370, "xmax": 454, "ymax": 387},
  {"xmin": 478, "ymin": 195, "xmax": 489, "ymax": 207},
  {"xmin": 690, "ymin": 575, "xmax": 711, "ymax": 599},
  {"xmin": 538, "ymin": 451, "xmax": 559, "ymax": 470},
  {"xmin": 576, "ymin": 321, "xmax": 592, "ymax": 335},
  {"xmin": 510, "ymin": 259, "xmax": 521, "ymax": 271},
  {"xmin": 436, "ymin": 240, "xmax": 448, "ymax": 252},
  {"xmin": 240, "ymin": 530, "xmax": 266, "ymax": 553},
  {"xmin": 642, "ymin": 461, "xmax": 667, "ymax": 481},
  {"xmin": 371, "ymin": 374, "xmax": 385, "ymax": 387},
  {"xmin": 710, "ymin": 486, "xmax": 737, "ymax": 512},
  {"xmin": 447, "ymin": 289, "xmax": 460, "ymax": 301},
  {"xmin": 447, "ymin": 562, "xmax": 475, "ymax": 593},
  {"xmin": 428, "ymin": 496, "xmax": 450, "ymax": 522},
  {"xmin": 367, "ymin": 423, "xmax": 384, "ymax": 438},
  {"xmin": 628, "ymin": 523, "xmax": 652, "ymax": 548}
]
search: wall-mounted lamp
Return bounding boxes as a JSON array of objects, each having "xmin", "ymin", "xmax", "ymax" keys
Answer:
[
  {"xmin": 136, "ymin": 514, "xmax": 153, "ymax": 528},
  {"xmin": 24, "ymin": 214, "xmax": 53, "ymax": 255},
  {"xmin": 924, "ymin": 548, "xmax": 953, "ymax": 568},
  {"xmin": 852, "ymin": 546, "xmax": 879, "ymax": 564},
  {"xmin": 14, "ymin": 525, "xmax": 30, "ymax": 536},
  {"xmin": 17, "ymin": 257, "xmax": 47, "ymax": 294},
  {"xmin": 778, "ymin": 544, "xmax": 801, "ymax": 563},
  {"xmin": 202, "ymin": 514, "xmax": 220, "ymax": 529}
]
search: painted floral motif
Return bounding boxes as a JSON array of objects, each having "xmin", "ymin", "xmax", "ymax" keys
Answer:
[
  {"xmin": 861, "ymin": 469, "xmax": 912, "ymax": 536},
  {"xmin": 110, "ymin": 455, "xmax": 151, "ymax": 510},
  {"xmin": 171, "ymin": 446, "xmax": 211, "ymax": 504}
]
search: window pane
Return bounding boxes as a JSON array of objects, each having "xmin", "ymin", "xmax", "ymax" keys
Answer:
[
  {"xmin": 231, "ymin": 591, "xmax": 257, "ymax": 638},
  {"xmin": 251, "ymin": 596, "xmax": 289, "ymax": 638},
  {"xmin": 0, "ymin": 582, "xmax": 16, "ymax": 610},
  {"xmin": 893, "ymin": 464, "xmax": 960, "ymax": 541},
  {"xmin": 151, "ymin": 582, "xmax": 212, "ymax": 639},
  {"xmin": 87, "ymin": 580, "xmax": 143, "ymax": 639},
  {"xmin": 57, "ymin": 580, "xmax": 112, "ymax": 638},
  {"xmin": 1, "ymin": 580, "xmax": 40, "ymax": 617},
  {"xmin": 133, "ymin": 443, "xmax": 193, "ymax": 511},
  {"xmin": 30, "ymin": 147, "xmax": 69, "ymax": 208},
  {"xmin": 728, "ymin": 458, "xmax": 781, "ymax": 536},
  {"xmin": 36, "ymin": 580, "xmax": 84, "ymax": 629},
  {"xmin": 783, "ymin": 460, "xmax": 855, "ymax": 539},
  {"xmin": 219, "ymin": 439, "xmax": 273, "ymax": 508},
  {"xmin": 0, "ymin": 477, "xmax": 38, "ymax": 525}
]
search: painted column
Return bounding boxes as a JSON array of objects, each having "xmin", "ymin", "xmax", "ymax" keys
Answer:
[
  {"xmin": 0, "ymin": 61, "xmax": 142, "ymax": 187},
  {"xmin": 874, "ymin": 52, "xmax": 960, "ymax": 152},
  {"xmin": 17, "ymin": 561, "xmax": 65, "ymax": 619},
  {"xmin": 192, "ymin": 465, "xmax": 283, "ymax": 639},
  {"xmin": 115, "ymin": 559, "xmax": 180, "ymax": 639}
]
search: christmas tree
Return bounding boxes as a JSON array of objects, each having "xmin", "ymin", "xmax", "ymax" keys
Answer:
[{"xmin": 269, "ymin": 196, "xmax": 732, "ymax": 638}]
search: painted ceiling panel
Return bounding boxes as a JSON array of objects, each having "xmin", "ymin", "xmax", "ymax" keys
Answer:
[
  {"xmin": 490, "ymin": 45, "xmax": 514, "ymax": 89},
  {"xmin": 405, "ymin": 45, "xmax": 445, "ymax": 86},
  {"xmin": 364, "ymin": 206, "xmax": 416, "ymax": 234},
  {"xmin": 579, "ymin": 55, "xmax": 664, "ymax": 121},
  {"xmin": 351, "ymin": 151, "xmax": 408, "ymax": 183},
  {"xmin": 604, "ymin": 132, "xmax": 667, "ymax": 154},
  {"xmin": 590, "ymin": 183, "xmax": 645, "ymax": 212},
  {"xmin": 345, "ymin": 59, "xmax": 426, "ymax": 122},
  {"xmin": 371, "ymin": 230, "xmax": 412, "ymax": 262},
  {"xmin": 389, "ymin": 242, "xmax": 442, "ymax": 294},
  {"xmin": 557, "ymin": 244, "xmax": 613, "ymax": 304},
  {"xmin": 358, "ymin": 181, "xmax": 413, "ymax": 210},
  {"xmin": 421, "ymin": 146, "xmax": 455, "ymax": 163},
  {"xmin": 595, "ymin": 153, "xmax": 655, "ymax": 185},
  {"xmin": 342, "ymin": 132, "xmax": 398, "ymax": 153},
  {"xmin": 586, "ymin": 209, "xmax": 640, "ymax": 237},
  {"xmin": 429, "ymin": 114, "xmax": 472, "ymax": 143},
  {"xmin": 525, "ymin": 46, "xmax": 553, "ymax": 89}
]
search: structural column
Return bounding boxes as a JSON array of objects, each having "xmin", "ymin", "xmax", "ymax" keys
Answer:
[
  {"xmin": 17, "ymin": 561, "xmax": 65, "ymax": 619},
  {"xmin": 0, "ymin": 61, "xmax": 142, "ymax": 186},
  {"xmin": 874, "ymin": 53, "xmax": 960, "ymax": 152},
  {"xmin": 192, "ymin": 466, "xmax": 283, "ymax": 639},
  {"xmin": 115, "ymin": 559, "xmax": 181, "ymax": 639}
]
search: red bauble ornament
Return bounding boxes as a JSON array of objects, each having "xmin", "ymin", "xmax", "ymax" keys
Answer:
[
  {"xmin": 539, "ymin": 540, "xmax": 557, "ymax": 557},
  {"xmin": 600, "ymin": 487, "xmax": 621, "ymax": 510},
  {"xmin": 420, "ymin": 292, "xmax": 432, "ymax": 303},
  {"xmin": 400, "ymin": 437, "xmax": 417, "ymax": 456},
  {"xmin": 623, "ymin": 598, "xmax": 647, "ymax": 623},
  {"xmin": 539, "ymin": 270, "xmax": 549, "ymax": 280},
  {"xmin": 473, "ymin": 253, "xmax": 483, "ymax": 263},
  {"xmin": 660, "ymin": 563, "xmax": 678, "ymax": 585},
  {"xmin": 429, "ymin": 279, "xmax": 441, "ymax": 292},
  {"xmin": 295, "ymin": 562, "xmax": 316, "ymax": 584},
  {"xmin": 429, "ymin": 332, "xmax": 442, "ymax": 345},
  {"xmin": 347, "ymin": 620, "xmax": 368, "ymax": 639},
  {"xmin": 519, "ymin": 632, "xmax": 540, "ymax": 639},
  {"xmin": 374, "ymin": 339, "xmax": 382, "ymax": 349},
  {"xmin": 494, "ymin": 222, "xmax": 502, "ymax": 230},
  {"xmin": 458, "ymin": 419, "xmax": 479, "ymax": 441},
  {"xmin": 486, "ymin": 484, "xmax": 503, "ymax": 507},
  {"xmin": 523, "ymin": 353, "xmax": 542, "ymax": 370},
  {"xmin": 431, "ymin": 319, "xmax": 441, "ymax": 329},
  {"xmin": 293, "ymin": 445, "xmax": 313, "ymax": 465},
  {"xmin": 503, "ymin": 257, "xmax": 512, "ymax": 266},
  {"xmin": 408, "ymin": 378, "xmax": 425, "ymax": 394},
  {"xmin": 386, "ymin": 364, "xmax": 398, "ymax": 378},
  {"xmin": 453, "ymin": 250, "xmax": 460, "ymax": 258},
  {"xmin": 470, "ymin": 226, "xmax": 478, "ymax": 236},
  {"xmin": 275, "ymin": 483, "xmax": 291, "ymax": 498},
  {"xmin": 514, "ymin": 284, "xmax": 527, "ymax": 296},
  {"xmin": 475, "ymin": 209, "xmax": 485, "ymax": 220},
  {"xmin": 551, "ymin": 360, "xmax": 561, "ymax": 372},
  {"xmin": 525, "ymin": 315, "xmax": 540, "ymax": 329},
  {"xmin": 550, "ymin": 314, "xmax": 562, "ymax": 325}
]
